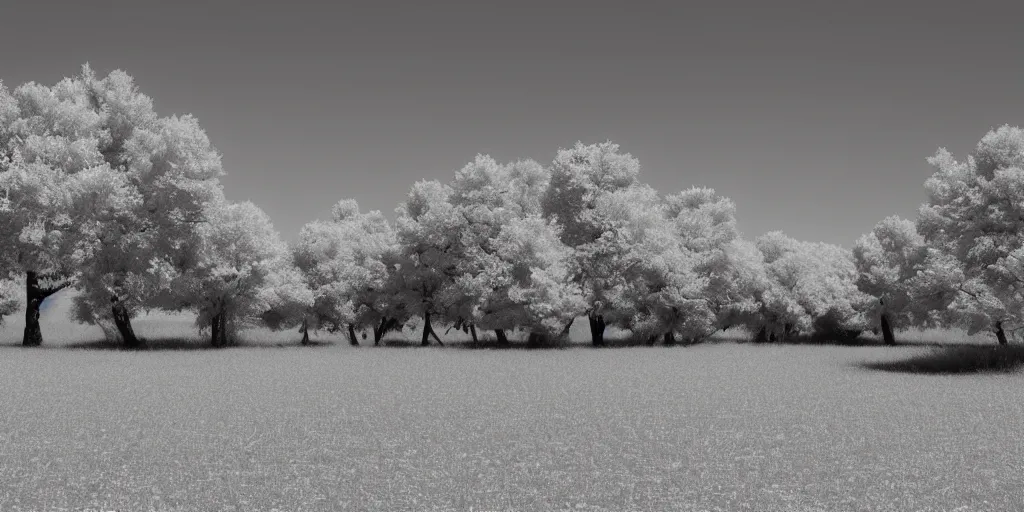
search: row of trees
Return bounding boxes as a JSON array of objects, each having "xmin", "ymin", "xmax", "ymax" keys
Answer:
[{"xmin": 1, "ymin": 66, "xmax": 1021, "ymax": 348}]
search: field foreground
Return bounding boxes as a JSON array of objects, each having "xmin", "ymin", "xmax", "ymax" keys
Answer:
[{"xmin": 0, "ymin": 341, "xmax": 1022, "ymax": 511}]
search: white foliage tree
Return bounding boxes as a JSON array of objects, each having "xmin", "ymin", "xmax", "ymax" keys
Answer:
[
  {"xmin": 173, "ymin": 201, "xmax": 312, "ymax": 347},
  {"xmin": 440, "ymin": 155, "xmax": 583, "ymax": 344},
  {"xmin": 0, "ymin": 67, "xmax": 141, "ymax": 346},
  {"xmin": 542, "ymin": 141, "xmax": 645, "ymax": 345},
  {"xmin": 293, "ymin": 199, "xmax": 401, "ymax": 345},
  {"xmin": 393, "ymin": 180, "xmax": 463, "ymax": 345},
  {"xmin": 852, "ymin": 216, "xmax": 928, "ymax": 344},
  {"xmin": 914, "ymin": 126, "xmax": 1024, "ymax": 343},
  {"xmin": 661, "ymin": 187, "xmax": 758, "ymax": 342},
  {"xmin": 753, "ymin": 232, "xmax": 869, "ymax": 342},
  {"xmin": 68, "ymin": 68, "xmax": 226, "ymax": 348}
]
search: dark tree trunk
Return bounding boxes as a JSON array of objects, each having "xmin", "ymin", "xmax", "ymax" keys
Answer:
[
  {"xmin": 374, "ymin": 317, "xmax": 386, "ymax": 345},
  {"xmin": 880, "ymin": 313, "xmax": 896, "ymax": 345},
  {"xmin": 560, "ymin": 318, "xmax": 575, "ymax": 338},
  {"xmin": 219, "ymin": 313, "xmax": 228, "ymax": 346},
  {"xmin": 995, "ymin": 321, "xmax": 1009, "ymax": 345},
  {"xmin": 495, "ymin": 329, "xmax": 509, "ymax": 346},
  {"xmin": 301, "ymin": 318, "xmax": 311, "ymax": 345},
  {"xmin": 527, "ymin": 332, "xmax": 548, "ymax": 347},
  {"xmin": 470, "ymin": 324, "xmax": 478, "ymax": 343},
  {"xmin": 348, "ymin": 324, "xmax": 358, "ymax": 346},
  {"xmin": 421, "ymin": 312, "xmax": 433, "ymax": 346},
  {"xmin": 783, "ymin": 323, "xmax": 795, "ymax": 342},
  {"xmin": 22, "ymin": 272, "xmax": 44, "ymax": 347},
  {"xmin": 588, "ymin": 314, "xmax": 606, "ymax": 346},
  {"xmin": 664, "ymin": 332, "xmax": 676, "ymax": 346},
  {"xmin": 211, "ymin": 312, "xmax": 223, "ymax": 347},
  {"xmin": 754, "ymin": 325, "xmax": 768, "ymax": 343},
  {"xmin": 111, "ymin": 296, "xmax": 141, "ymax": 349},
  {"xmin": 647, "ymin": 335, "xmax": 658, "ymax": 346}
]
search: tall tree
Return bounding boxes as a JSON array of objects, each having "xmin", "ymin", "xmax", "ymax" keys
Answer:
[
  {"xmin": 542, "ymin": 141, "xmax": 643, "ymax": 345},
  {"xmin": 393, "ymin": 180, "xmax": 463, "ymax": 345},
  {"xmin": 438, "ymin": 155, "xmax": 582, "ymax": 344},
  {"xmin": 0, "ymin": 67, "xmax": 139, "ymax": 346},
  {"xmin": 68, "ymin": 68, "xmax": 226, "ymax": 347},
  {"xmin": 914, "ymin": 126, "xmax": 1024, "ymax": 343}
]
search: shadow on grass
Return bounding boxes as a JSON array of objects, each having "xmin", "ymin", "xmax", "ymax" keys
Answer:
[
  {"xmin": 859, "ymin": 344, "xmax": 1024, "ymax": 374},
  {"xmin": 61, "ymin": 337, "xmax": 336, "ymax": 351}
]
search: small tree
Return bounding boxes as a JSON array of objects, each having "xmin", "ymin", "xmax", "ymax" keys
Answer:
[
  {"xmin": 753, "ymin": 232, "xmax": 869, "ymax": 342},
  {"xmin": 853, "ymin": 216, "xmax": 928, "ymax": 344},
  {"xmin": 0, "ymin": 274, "xmax": 19, "ymax": 324},
  {"xmin": 293, "ymin": 200, "xmax": 401, "ymax": 345},
  {"xmin": 174, "ymin": 201, "xmax": 312, "ymax": 346}
]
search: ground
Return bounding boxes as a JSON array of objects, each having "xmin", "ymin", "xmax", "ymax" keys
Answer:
[{"xmin": 0, "ymin": 293, "xmax": 1022, "ymax": 511}]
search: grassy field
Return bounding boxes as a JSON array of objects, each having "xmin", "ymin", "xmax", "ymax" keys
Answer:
[{"xmin": 1, "ymin": 294, "xmax": 1023, "ymax": 511}]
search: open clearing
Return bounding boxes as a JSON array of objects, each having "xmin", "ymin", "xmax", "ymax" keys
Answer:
[
  {"xmin": 1, "ymin": 296, "xmax": 1023, "ymax": 511},
  {"xmin": 2, "ymin": 334, "xmax": 1023, "ymax": 510}
]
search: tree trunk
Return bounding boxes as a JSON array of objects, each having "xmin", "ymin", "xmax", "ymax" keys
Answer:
[
  {"xmin": 22, "ymin": 271, "xmax": 44, "ymax": 347},
  {"xmin": 421, "ymin": 312, "xmax": 432, "ymax": 346},
  {"xmin": 301, "ymin": 318, "xmax": 311, "ymax": 345},
  {"xmin": 783, "ymin": 323, "xmax": 795, "ymax": 342},
  {"xmin": 995, "ymin": 321, "xmax": 1009, "ymax": 345},
  {"xmin": 527, "ymin": 332, "xmax": 548, "ymax": 347},
  {"xmin": 470, "ymin": 324, "xmax": 478, "ymax": 343},
  {"xmin": 374, "ymin": 317, "xmax": 386, "ymax": 345},
  {"xmin": 664, "ymin": 332, "xmax": 676, "ymax": 346},
  {"xmin": 647, "ymin": 335, "xmax": 658, "ymax": 346},
  {"xmin": 560, "ymin": 318, "xmax": 575, "ymax": 338},
  {"xmin": 495, "ymin": 329, "xmax": 509, "ymax": 346},
  {"xmin": 588, "ymin": 314, "xmax": 606, "ymax": 346},
  {"xmin": 754, "ymin": 325, "xmax": 768, "ymax": 343},
  {"xmin": 211, "ymin": 312, "xmax": 223, "ymax": 347},
  {"xmin": 219, "ymin": 313, "xmax": 228, "ymax": 346},
  {"xmin": 111, "ymin": 296, "xmax": 141, "ymax": 349},
  {"xmin": 879, "ymin": 313, "xmax": 896, "ymax": 345},
  {"xmin": 348, "ymin": 324, "xmax": 359, "ymax": 346}
]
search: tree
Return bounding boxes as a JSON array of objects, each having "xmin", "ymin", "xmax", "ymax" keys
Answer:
[
  {"xmin": 68, "ymin": 69, "xmax": 226, "ymax": 348},
  {"xmin": 0, "ymin": 274, "xmax": 19, "ymax": 325},
  {"xmin": 542, "ymin": 141, "xmax": 643, "ymax": 345},
  {"xmin": 437, "ymin": 155, "xmax": 582, "ymax": 345},
  {"xmin": 914, "ymin": 126, "xmax": 1024, "ymax": 344},
  {"xmin": 0, "ymin": 67, "xmax": 141, "ymax": 346},
  {"xmin": 852, "ymin": 216, "xmax": 928, "ymax": 344},
  {"xmin": 753, "ymin": 232, "xmax": 869, "ymax": 342},
  {"xmin": 660, "ymin": 188, "xmax": 754, "ymax": 343},
  {"xmin": 293, "ymin": 199, "xmax": 401, "ymax": 345},
  {"xmin": 172, "ymin": 201, "xmax": 312, "ymax": 346},
  {"xmin": 393, "ymin": 180, "xmax": 463, "ymax": 345}
]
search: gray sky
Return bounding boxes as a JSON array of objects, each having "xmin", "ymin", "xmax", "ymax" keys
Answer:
[{"xmin": 2, "ymin": 0, "xmax": 1023, "ymax": 246}]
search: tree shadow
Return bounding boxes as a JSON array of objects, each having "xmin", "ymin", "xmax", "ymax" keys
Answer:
[
  {"xmin": 63, "ymin": 337, "xmax": 336, "ymax": 351},
  {"xmin": 63, "ymin": 337, "xmax": 218, "ymax": 351},
  {"xmin": 858, "ymin": 344, "xmax": 1024, "ymax": 374}
]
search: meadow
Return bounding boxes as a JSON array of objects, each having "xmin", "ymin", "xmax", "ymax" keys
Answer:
[{"xmin": 1, "ymin": 294, "xmax": 1023, "ymax": 511}]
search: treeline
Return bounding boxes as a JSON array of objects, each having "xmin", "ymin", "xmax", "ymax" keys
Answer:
[{"xmin": 0, "ymin": 66, "xmax": 1020, "ymax": 348}]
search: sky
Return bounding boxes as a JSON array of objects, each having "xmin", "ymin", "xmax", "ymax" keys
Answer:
[{"xmin": 2, "ymin": 0, "xmax": 1024, "ymax": 247}]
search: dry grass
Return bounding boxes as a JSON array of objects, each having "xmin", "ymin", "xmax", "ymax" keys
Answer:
[{"xmin": 1, "ymin": 294, "xmax": 1023, "ymax": 511}]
